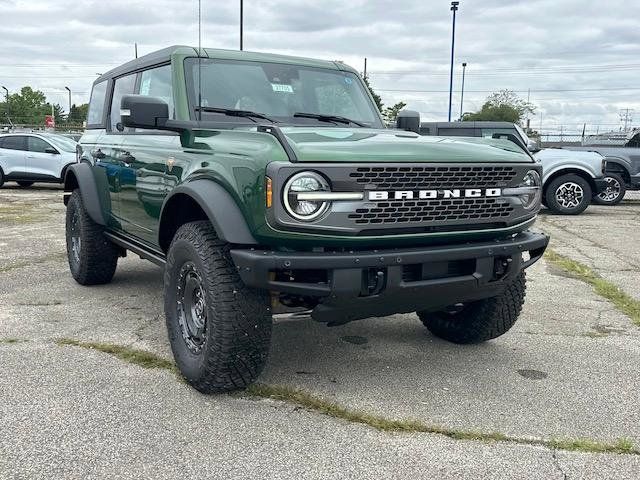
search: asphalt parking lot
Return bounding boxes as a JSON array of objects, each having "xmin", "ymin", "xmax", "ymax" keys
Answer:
[{"xmin": 1, "ymin": 185, "xmax": 639, "ymax": 479}]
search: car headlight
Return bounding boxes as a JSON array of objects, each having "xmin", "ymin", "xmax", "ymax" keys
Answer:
[
  {"xmin": 283, "ymin": 172, "xmax": 331, "ymax": 221},
  {"xmin": 520, "ymin": 170, "xmax": 542, "ymax": 210}
]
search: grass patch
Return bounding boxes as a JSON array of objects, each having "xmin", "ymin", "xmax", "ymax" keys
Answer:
[
  {"xmin": 545, "ymin": 249, "xmax": 640, "ymax": 326},
  {"xmin": 54, "ymin": 337, "xmax": 639, "ymax": 456},
  {"xmin": 0, "ymin": 337, "xmax": 28, "ymax": 344},
  {"xmin": 245, "ymin": 383, "xmax": 639, "ymax": 455},
  {"xmin": 55, "ymin": 338, "xmax": 177, "ymax": 372}
]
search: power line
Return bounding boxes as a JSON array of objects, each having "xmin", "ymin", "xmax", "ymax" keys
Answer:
[{"xmin": 376, "ymin": 87, "xmax": 640, "ymax": 93}]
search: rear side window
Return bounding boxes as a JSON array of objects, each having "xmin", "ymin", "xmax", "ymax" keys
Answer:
[
  {"xmin": 28, "ymin": 137, "xmax": 54, "ymax": 153},
  {"xmin": 110, "ymin": 73, "xmax": 137, "ymax": 131},
  {"xmin": 1, "ymin": 136, "xmax": 27, "ymax": 151},
  {"xmin": 139, "ymin": 65, "xmax": 174, "ymax": 118},
  {"xmin": 87, "ymin": 81, "xmax": 108, "ymax": 127}
]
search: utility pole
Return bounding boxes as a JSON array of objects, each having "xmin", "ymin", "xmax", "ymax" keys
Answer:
[
  {"xmin": 620, "ymin": 108, "xmax": 634, "ymax": 132},
  {"xmin": 135, "ymin": 42, "xmax": 138, "ymax": 59},
  {"xmin": 447, "ymin": 1, "xmax": 459, "ymax": 122},
  {"xmin": 363, "ymin": 57, "xmax": 367, "ymax": 80},
  {"xmin": 64, "ymin": 86, "xmax": 71, "ymax": 118},
  {"xmin": 459, "ymin": 62, "xmax": 467, "ymax": 121},
  {"xmin": 240, "ymin": 0, "xmax": 244, "ymax": 51},
  {"xmin": 1, "ymin": 86, "xmax": 9, "ymax": 125}
]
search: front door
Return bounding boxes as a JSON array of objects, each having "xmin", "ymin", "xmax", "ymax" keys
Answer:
[{"xmin": 25, "ymin": 136, "xmax": 63, "ymax": 181}]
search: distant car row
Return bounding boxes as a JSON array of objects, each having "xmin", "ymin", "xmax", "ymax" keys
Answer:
[{"xmin": 417, "ymin": 121, "xmax": 636, "ymax": 214}]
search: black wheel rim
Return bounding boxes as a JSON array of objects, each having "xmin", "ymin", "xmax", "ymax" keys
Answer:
[
  {"xmin": 176, "ymin": 262, "xmax": 208, "ymax": 354},
  {"xmin": 597, "ymin": 176, "xmax": 622, "ymax": 202},
  {"xmin": 70, "ymin": 208, "xmax": 81, "ymax": 264}
]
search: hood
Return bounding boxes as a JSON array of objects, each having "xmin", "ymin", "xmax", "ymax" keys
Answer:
[{"xmin": 281, "ymin": 127, "xmax": 534, "ymax": 164}]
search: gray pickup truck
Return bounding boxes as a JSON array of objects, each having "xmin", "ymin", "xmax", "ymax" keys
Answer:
[
  {"xmin": 564, "ymin": 129, "xmax": 640, "ymax": 204},
  {"xmin": 417, "ymin": 121, "xmax": 610, "ymax": 213}
]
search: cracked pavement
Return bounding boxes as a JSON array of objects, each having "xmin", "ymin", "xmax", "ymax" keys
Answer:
[{"xmin": 1, "ymin": 185, "xmax": 639, "ymax": 479}]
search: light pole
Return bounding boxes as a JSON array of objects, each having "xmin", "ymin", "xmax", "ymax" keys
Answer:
[
  {"xmin": 447, "ymin": 1, "xmax": 459, "ymax": 122},
  {"xmin": 64, "ymin": 86, "xmax": 72, "ymax": 119},
  {"xmin": 459, "ymin": 62, "xmax": 467, "ymax": 121},
  {"xmin": 240, "ymin": 0, "xmax": 244, "ymax": 51}
]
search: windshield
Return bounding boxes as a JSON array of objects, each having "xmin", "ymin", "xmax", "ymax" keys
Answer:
[
  {"xmin": 45, "ymin": 134, "xmax": 77, "ymax": 153},
  {"xmin": 185, "ymin": 58, "xmax": 382, "ymax": 128}
]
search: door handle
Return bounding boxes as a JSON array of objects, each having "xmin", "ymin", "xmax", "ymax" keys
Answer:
[{"xmin": 91, "ymin": 149, "xmax": 106, "ymax": 160}]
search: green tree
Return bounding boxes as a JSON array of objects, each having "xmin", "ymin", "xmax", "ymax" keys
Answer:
[
  {"xmin": 363, "ymin": 76, "xmax": 383, "ymax": 112},
  {"xmin": 462, "ymin": 90, "xmax": 535, "ymax": 123},
  {"xmin": 68, "ymin": 103, "xmax": 89, "ymax": 125},
  {"xmin": 1, "ymin": 86, "xmax": 64, "ymax": 126},
  {"xmin": 382, "ymin": 101, "xmax": 407, "ymax": 123}
]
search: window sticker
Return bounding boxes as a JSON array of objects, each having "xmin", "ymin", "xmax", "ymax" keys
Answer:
[{"xmin": 271, "ymin": 83, "xmax": 294, "ymax": 93}]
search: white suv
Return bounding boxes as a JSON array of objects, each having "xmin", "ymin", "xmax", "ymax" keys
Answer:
[{"xmin": 0, "ymin": 133, "xmax": 77, "ymax": 188}]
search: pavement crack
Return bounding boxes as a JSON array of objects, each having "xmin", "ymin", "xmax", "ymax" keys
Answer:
[{"xmin": 551, "ymin": 449, "xmax": 568, "ymax": 480}]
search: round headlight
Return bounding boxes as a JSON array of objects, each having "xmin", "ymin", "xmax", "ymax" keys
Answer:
[
  {"xmin": 283, "ymin": 172, "xmax": 331, "ymax": 221},
  {"xmin": 521, "ymin": 170, "xmax": 542, "ymax": 209}
]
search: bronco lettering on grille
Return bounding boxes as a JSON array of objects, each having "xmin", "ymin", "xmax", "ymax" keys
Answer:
[{"xmin": 368, "ymin": 188, "xmax": 502, "ymax": 201}]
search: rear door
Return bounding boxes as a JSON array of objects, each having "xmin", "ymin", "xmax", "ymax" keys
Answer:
[
  {"xmin": 0, "ymin": 135, "xmax": 27, "ymax": 178},
  {"xmin": 25, "ymin": 136, "xmax": 62, "ymax": 180}
]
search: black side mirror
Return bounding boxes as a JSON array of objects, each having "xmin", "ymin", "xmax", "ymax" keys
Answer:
[
  {"xmin": 396, "ymin": 110, "xmax": 421, "ymax": 134},
  {"xmin": 120, "ymin": 95, "xmax": 169, "ymax": 130},
  {"xmin": 45, "ymin": 147, "xmax": 59, "ymax": 154}
]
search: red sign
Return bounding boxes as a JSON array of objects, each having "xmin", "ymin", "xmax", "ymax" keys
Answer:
[{"xmin": 45, "ymin": 115, "xmax": 55, "ymax": 127}]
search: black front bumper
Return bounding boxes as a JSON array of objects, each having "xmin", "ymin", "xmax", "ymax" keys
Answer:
[{"xmin": 231, "ymin": 231, "xmax": 549, "ymax": 324}]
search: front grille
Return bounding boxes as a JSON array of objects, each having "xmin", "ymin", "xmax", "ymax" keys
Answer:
[
  {"xmin": 349, "ymin": 165, "xmax": 517, "ymax": 189},
  {"xmin": 348, "ymin": 198, "xmax": 514, "ymax": 225}
]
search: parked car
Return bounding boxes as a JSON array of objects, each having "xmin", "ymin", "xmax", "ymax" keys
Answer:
[
  {"xmin": 564, "ymin": 130, "xmax": 640, "ymax": 205},
  {"xmin": 63, "ymin": 46, "xmax": 548, "ymax": 393},
  {"xmin": 532, "ymin": 148, "xmax": 607, "ymax": 214},
  {"xmin": 0, "ymin": 132, "xmax": 78, "ymax": 187},
  {"xmin": 418, "ymin": 121, "xmax": 609, "ymax": 214}
]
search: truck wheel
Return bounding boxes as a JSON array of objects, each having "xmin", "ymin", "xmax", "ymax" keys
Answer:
[
  {"xmin": 593, "ymin": 173, "xmax": 626, "ymax": 205},
  {"xmin": 0, "ymin": 168, "xmax": 4, "ymax": 188},
  {"xmin": 65, "ymin": 190, "xmax": 119, "ymax": 285},
  {"xmin": 417, "ymin": 272, "xmax": 525, "ymax": 344},
  {"xmin": 545, "ymin": 174, "xmax": 592, "ymax": 215},
  {"xmin": 164, "ymin": 220, "xmax": 272, "ymax": 393}
]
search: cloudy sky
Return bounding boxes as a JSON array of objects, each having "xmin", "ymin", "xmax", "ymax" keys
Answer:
[{"xmin": 1, "ymin": 0, "xmax": 639, "ymax": 135}]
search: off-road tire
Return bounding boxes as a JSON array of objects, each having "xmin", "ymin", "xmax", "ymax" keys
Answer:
[
  {"xmin": 0, "ymin": 168, "xmax": 4, "ymax": 188},
  {"xmin": 544, "ymin": 174, "xmax": 592, "ymax": 215},
  {"xmin": 65, "ymin": 189, "xmax": 118, "ymax": 285},
  {"xmin": 418, "ymin": 272, "xmax": 526, "ymax": 344},
  {"xmin": 164, "ymin": 220, "xmax": 272, "ymax": 393},
  {"xmin": 17, "ymin": 181, "xmax": 34, "ymax": 187},
  {"xmin": 593, "ymin": 173, "xmax": 626, "ymax": 205}
]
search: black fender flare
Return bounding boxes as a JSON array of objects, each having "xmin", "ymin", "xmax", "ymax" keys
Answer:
[
  {"xmin": 603, "ymin": 156, "xmax": 632, "ymax": 176},
  {"xmin": 63, "ymin": 163, "xmax": 107, "ymax": 226},
  {"xmin": 159, "ymin": 179, "xmax": 258, "ymax": 246}
]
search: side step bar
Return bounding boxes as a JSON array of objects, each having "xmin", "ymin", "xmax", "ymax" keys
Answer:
[{"xmin": 104, "ymin": 232, "xmax": 166, "ymax": 267}]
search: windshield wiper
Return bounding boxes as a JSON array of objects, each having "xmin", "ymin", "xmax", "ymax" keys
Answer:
[
  {"xmin": 293, "ymin": 112, "xmax": 367, "ymax": 127},
  {"xmin": 194, "ymin": 107, "xmax": 278, "ymax": 123}
]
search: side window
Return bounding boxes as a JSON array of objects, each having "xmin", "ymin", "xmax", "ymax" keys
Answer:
[
  {"xmin": 110, "ymin": 73, "xmax": 137, "ymax": 131},
  {"xmin": 1, "ymin": 136, "xmax": 27, "ymax": 151},
  {"xmin": 139, "ymin": 65, "xmax": 174, "ymax": 118},
  {"xmin": 28, "ymin": 137, "xmax": 54, "ymax": 153},
  {"xmin": 87, "ymin": 81, "xmax": 108, "ymax": 127}
]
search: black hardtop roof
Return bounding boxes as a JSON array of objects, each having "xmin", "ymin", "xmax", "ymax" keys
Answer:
[{"xmin": 420, "ymin": 121, "xmax": 517, "ymax": 129}]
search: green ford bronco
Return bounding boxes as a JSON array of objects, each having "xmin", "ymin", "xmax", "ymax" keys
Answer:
[{"xmin": 63, "ymin": 46, "xmax": 549, "ymax": 393}]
